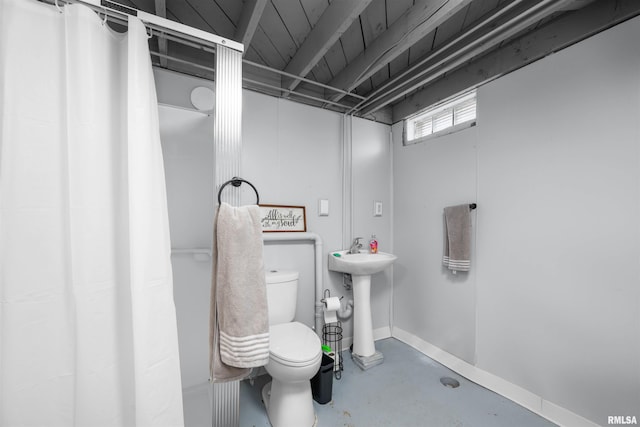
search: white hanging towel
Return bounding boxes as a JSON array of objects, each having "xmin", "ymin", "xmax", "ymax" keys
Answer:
[
  {"xmin": 210, "ymin": 203, "xmax": 269, "ymax": 382},
  {"xmin": 443, "ymin": 204, "xmax": 472, "ymax": 273}
]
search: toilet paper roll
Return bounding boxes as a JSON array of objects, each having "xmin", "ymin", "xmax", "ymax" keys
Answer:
[
  {"xmin": 324, "ymin": 296, "xmax": 341, "ymax": 311},
  {"xmin": 323, "ymin": 297, "xmax": 341, "ymax": 324}
]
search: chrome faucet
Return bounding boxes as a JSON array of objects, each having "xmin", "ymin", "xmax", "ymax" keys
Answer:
[{"xmin": 349, "ymin": 237, "xmax": 363, "ymax": 254}]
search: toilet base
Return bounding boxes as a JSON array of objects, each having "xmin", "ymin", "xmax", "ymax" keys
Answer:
[
  {"xmin": 262, "ymin": 380, "xmax": 317, "ymax": 427},
  {"xmin": 352, "ymin": 350, "xmax": 384, "ymax": 370}
]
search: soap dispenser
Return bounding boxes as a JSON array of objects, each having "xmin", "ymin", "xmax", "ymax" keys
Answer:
[{"xmin": 369, "ymin": 234, "xmax": 378, "ymax": 254}]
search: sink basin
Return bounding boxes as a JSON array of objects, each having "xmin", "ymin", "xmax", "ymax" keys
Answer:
[{"xmin": 328, "ymin": 250, "xmax": 397, "ymax": 275}]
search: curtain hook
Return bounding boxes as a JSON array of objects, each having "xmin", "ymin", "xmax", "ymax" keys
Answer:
[
  {"xmin": 54, "ymin": 0, "xmax": 63, "ymax": 13},
  {"xmin": 147, "ymin": 28, "xmax": 153, "ymax": 39},
  {"xmin": 101, "ymin": 7, "xmax": 108, "ymax": 25}
]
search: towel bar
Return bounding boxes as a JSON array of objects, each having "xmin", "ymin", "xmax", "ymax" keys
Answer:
[{"xmin": 217, "ymin": 177, "xmax": 260, "ymax": 205}]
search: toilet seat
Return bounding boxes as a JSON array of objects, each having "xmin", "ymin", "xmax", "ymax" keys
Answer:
[{"xmin": 269, "ymin": 322, "xmax": 321, "ymax": 367}]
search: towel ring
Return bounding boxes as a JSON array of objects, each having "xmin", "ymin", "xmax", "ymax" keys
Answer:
[{"xmin": 217, "ymin": 177, "xmax": 260, "ymax": 205}]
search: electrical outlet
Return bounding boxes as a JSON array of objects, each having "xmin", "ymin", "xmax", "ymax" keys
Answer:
[
  {"xmin": 374, "ymin": 201, "xmax": 383, "ymax": 217},
  {"xmin": 319, "ymin": 199, "xmax": 329, "ymax": 216}
]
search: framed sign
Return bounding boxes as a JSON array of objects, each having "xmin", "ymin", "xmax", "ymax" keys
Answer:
[{"xmin": 259, "ymin": 204, "xmax": 307, "ymax": 232}]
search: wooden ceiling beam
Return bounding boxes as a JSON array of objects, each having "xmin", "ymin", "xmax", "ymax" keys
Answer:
[
  {"xmin": 328, "ymin": 0, "xmax": 473, "ymax": 101},
  {"xmin": 234, "ymin": 0, "xmax": 268, "ymax": 54},
  {"xmin": 391, "ymin": 0, "xmax": 640, "ymax": 121},
  {"xmin": 283, "ymin": 0, "xmax": 374, "ymax": 92}
]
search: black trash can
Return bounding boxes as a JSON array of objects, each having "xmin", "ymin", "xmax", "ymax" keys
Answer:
[{"xmin": 311, "ymin": 353, "xmax": 334, "ymax": 404}]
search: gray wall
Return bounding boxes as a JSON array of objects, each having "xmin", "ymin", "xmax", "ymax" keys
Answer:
[
  {"xmin": 392, "ymin": 125, "xmax": 478, "ymax": 363},
  {"xmin": 351, "ymin": 118, "xmax": 393, "ymax": 335},
  {"xmin": 392, "ymin": 16, "xmax": 640, "ymax": 425},
  {"xmin": 241, "ymin": 90, "xmax": 393, "ymax": 340},
  {"xmin": 241, "ymin": 89, "xmax": 343, "ymax": 330}
]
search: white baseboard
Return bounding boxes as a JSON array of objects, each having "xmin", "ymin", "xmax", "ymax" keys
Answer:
[{"xmin": 392, "ymin": 327, "xmax": 599, "ymax": 427}]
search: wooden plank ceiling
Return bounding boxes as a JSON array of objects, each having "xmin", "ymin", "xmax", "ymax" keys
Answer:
[{"xmin": 118, "ymin": 0, "xmax": 640, "ymax": 124}]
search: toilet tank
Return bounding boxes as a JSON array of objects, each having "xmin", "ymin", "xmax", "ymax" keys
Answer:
[{"xmin": 265, "ymin": 270, "xmax": 298, "ymax": 325}]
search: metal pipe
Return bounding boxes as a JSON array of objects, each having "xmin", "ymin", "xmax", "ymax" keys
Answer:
[
  {"xmin": 355, "ymin": 0, "xmax": 571, "ymax": 116},
  {"xmin": 150, "ymin": 51, "xmax": 215, "ymax": 74},
  {"xmin": 337, "ymin": 299, "xmax": 354, "ymax": 320},
  {"xmin": 244, "ymin": 59, "xmax": 367, "ymax": 101},
  {"xmin": 243, "ymin": 78, "xmax": 355, "ymax": 111}
]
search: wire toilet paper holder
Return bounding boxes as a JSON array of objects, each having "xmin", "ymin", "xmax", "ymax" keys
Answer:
[{"xmin": 321, "ymin": 289, "xmax": 344, "ymax": 379}]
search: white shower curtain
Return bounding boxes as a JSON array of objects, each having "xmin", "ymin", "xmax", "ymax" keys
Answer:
[{"xmin": 0, "ymin": 0, "xmax": 184, "ymax": 426}]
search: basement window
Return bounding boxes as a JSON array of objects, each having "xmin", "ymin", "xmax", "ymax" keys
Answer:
[{"xmin": 404, "ymin": 90, "xmax": 477, "ymax": 145}]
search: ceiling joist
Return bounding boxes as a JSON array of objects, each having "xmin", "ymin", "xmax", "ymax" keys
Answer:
[
  {"xmin": 234, "ymin": 0, "xmax": 268, "ymax": 53},
  {"xmin": 328, "ymin": 0, "xmax": 473, "ymax": 101},
  {"xmin": 282, "ymin": 0, "xmax": 374, "ymax": 92}
]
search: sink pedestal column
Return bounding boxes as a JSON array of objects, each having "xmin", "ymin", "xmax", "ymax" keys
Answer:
[{"xmin": 351, "ymin": 274, "xmax": 384, "ymax": 370}]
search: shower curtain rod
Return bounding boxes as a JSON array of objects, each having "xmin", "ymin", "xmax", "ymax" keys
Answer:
[{"xmin": 46, "ymin": 0, "xmax": 243, "ymax": 53}]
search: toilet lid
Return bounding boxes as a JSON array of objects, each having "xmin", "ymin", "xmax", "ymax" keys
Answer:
[{"xmin": 270, "ymin": 322, "xmax": 321, "ymax": 365}]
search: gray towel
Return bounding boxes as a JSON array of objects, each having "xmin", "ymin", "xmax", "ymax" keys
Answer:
[
  {"xmin": 443, "ymin": 204, "xmax": 471, "ymax": 273},
  {"xmin": 209, "ymin": 203, "xmax": 269, "ymax": 383}
]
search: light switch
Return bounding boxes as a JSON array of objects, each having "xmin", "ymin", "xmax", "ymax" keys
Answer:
[
  {"xmin": 319, "ymin": 199, "xmax": 329, "ymax": 216},
  {"xmin": 374, "ymin": 201, "xmax": 383, "ymax": 217}
]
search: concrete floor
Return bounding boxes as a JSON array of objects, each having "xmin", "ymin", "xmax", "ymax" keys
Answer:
[{"xmin": 185, "ymin": 338, "xmax": 558, "ymax": 427}]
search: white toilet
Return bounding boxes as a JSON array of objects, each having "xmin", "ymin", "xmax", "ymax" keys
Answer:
[{"xmin": 262, "ymin": 270, "xmax": 322, "ymax": 427}]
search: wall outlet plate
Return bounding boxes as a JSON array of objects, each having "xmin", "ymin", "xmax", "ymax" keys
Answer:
[
  {"xmin": 319, "ymin": 199, "xmax": 329, "ymax": 216},
  {"xmin": 374, "ymin": 201, "xmax": 383, "ymax": 217}
]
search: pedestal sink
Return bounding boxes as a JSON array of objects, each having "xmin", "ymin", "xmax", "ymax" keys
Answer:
[{"xmin": 328, "ymin": 250, "xmax": 397, "ymax": 370}]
